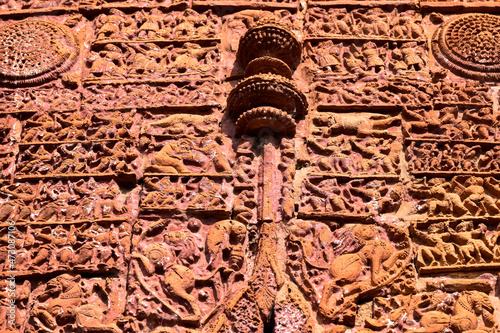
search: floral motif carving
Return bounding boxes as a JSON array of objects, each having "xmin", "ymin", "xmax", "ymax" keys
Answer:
[
  {"xmin": 0, "ymin": 19, "xmax": 78, "ymax": 86},
  {"xmin": 432, "ymin": 14, "xmax": 500, "ymax": 81}
]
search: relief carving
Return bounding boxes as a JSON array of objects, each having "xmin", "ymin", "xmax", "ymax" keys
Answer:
[
  {"xmin": 307, "ymin": 113, "xmax": 402, "ymax": 176},
  {"xmin": 0, "ymin": 19, "xmax": 80, "ymax": 86},
  {"xmin": 83, "ymin": 82, "xmax": 224, "ymax": 111},
  {"xmin": 432, "ymin": 14, "xmax": 500, "ymax": 81},
  {"xmin": 126, "ymin": 216, "xmax": 248, "ymax": 330},
  {"xmin": 314, "ymin": 81, "xmax": 432, "ymax": 108},
  {"xmin": 410, "ymin": 176, "xmax": 500, "ymax": 218},
  {"xmin": 28, "ymin": 274, "xmax": 124, "ymax": 332},
  {"xmin": 407, "ymin": 141, "xmax": 500, "ymax": 175},
  {"xmin": 412, "ymin": 290, "xmax": 496, "ymax": 333},
  {"xmin": 306, "ymin": 41, "xmax": 427, "ymax": 80},
  {"xmin": 287, "ymin": 221, "xmax": 412, "ymax": 326},
  {"xmin": 403, "ymin": 106, "xmax": 499, "ymax": 141},
  {"xmin": 1, "ymin": 3, "xmax": 500, "ymax": 333},
  {"xmin": 0, "ymin": 88, "xmax": 80, "ymax": 114},
  {"xmin": 0, "ymin": 221, "xmax": 130, "ymax": 276},
  {"xmin": 141, "ymin": 114, "xmax": 219, "ymax": 138},
  {"xmin": 0, "ymin": 280, "xmax": 30, "ymax": 332},
  {"xmin": 143, "ymin": 134, "xmax": 232, "ymax": 175},
  {"xmin": 300, "ymin": 177, "xmax": 402, "ymax": 220},
  {"xmin": 363, "ymin": 289, "xmax": 497, "ymax": 332},
  {"xmin": 86, "ymin": 42, "xmax": 220, "ymax": 81},
  {"xmin": 94, "ymin": 9, "xmax": 221, "ymax": 42},
  {"xmin": 0, "ymin": 179, "xmax": 137, "ymax": 224},
  {"xmin": 305, "ymin": 8, "xmax": 424, "ymax": 40},
  {"xmin": 16, "ymin": 141, "xmax": 141, "ymax": 180},
  {"xmin": 0, "ymin": 0, "xmax": 78, "ymax": 11},
  {"xmin": 141, "ymin": 176, "xmax": 231, "ymax": 215},
  {"xmin": 431, "ymin": 82, "xmax": 493, "ymax": 107},
  {"xmin": 412, "ymin": 221, "xmax": 500, "ymax": 273}
]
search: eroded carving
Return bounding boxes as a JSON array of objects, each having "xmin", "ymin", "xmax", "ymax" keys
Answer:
[
  {"xmin": 86, "ymin": 42, "xmax": 220, "ymax": 81},
  {"xmin": 83, "ymin": 82, "xmax": 224, "ymax": 110},
  {"xmin": 94, "ymin": 9, "xmax": 221, "ymax": 42},
  {"xmin": 300, "ymin": 177, "xmax": 402, "ymax": 219},
  {"xmin": 0, "ymin": 88, "xmax": 80, "ymax": 114},
  {"xmin": 141, "ymin": 176, "xmax": 231, "ymax": 215},
  {"xmin": 306, "ymin": 8, "xmax": 424, "ymax": 40},
  {"xmin": 314, "ymin": 81, "xmax": 432, "ymax": 108},
  {"xmin": 0, "ymin": 19, "xmax": 79, "ymax": 86},
  {"xmin": 432, "ymin": 14, "xmax": 500, "ymax": 81},
  {"xmin": 16, "ymin": 141, "xmax": 141, "ymax": 179},
  {"xmin": 0, "ymin": 179, "xmax": 137, "ymax": 224}
]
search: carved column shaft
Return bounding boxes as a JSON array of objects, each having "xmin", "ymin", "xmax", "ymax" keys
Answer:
[{"xmin": 259, "ymin": 133, "xmax": 276, "ymax": 223}]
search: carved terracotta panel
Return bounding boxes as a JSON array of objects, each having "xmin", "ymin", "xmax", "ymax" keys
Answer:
[{"xmin": 0, "ymin": 1, "xmax": 499, "ymax": 333}]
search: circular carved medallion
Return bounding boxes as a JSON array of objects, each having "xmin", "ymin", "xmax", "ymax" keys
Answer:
[
  {"xmin": 0, "ymin": 19, "xmax": 78, "ymax": 85},
  {"xmin": 432, "ymin": 14, "xmax": 500, "ymax": 81}
]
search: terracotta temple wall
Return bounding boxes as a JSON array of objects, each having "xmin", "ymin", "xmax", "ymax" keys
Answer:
[{"xmin": 1, "ymin": 0, "xmax": 500, "ymax": 332}]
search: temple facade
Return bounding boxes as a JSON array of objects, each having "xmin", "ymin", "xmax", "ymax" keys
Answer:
[{"xmin": 1, "ymin": 0, "xmax": 500, "ymax": 332}]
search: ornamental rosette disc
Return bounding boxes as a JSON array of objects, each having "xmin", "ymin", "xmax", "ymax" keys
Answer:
[
  {"xmin": 432, "ymin": 14, "xmax": 500, "ymax": 81},
  {"xmin": 0, "ymin": 19, "xmax": 78, "ymax": 85}
]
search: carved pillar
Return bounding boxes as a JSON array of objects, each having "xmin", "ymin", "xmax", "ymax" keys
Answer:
[
  {"xmin": 221, "ymin": 14, "xmax": 308, "ymax": 328},
  {"xmin": 227, "ymin": 15, "xmax": 307, "ymax": 223}
]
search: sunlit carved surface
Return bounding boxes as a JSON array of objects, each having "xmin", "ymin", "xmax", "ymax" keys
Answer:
[
  {"xmin": 433, "ymin": 14, "xmax": 500, "ymax": 81},
  {"xmin": 0, "ymin": 2, "xmax": 500, "ymax": 333},
  {"xmin": 0, "ymin": 19, "xmax": 78, "ymax": 85}
]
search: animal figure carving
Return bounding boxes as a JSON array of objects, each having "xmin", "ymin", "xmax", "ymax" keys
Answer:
[
  {"xmin": 412, "ymin": 291, "xmax": 496, "ymax": 333},
  {"xmin": 319, "ymin": 225, "xmax": 410, "ymax": 324},
  {"xmin": 142, "ymin": 114, "xmax": 218, "ymax": 137}
]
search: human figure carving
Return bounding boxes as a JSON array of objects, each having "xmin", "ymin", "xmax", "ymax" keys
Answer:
[
  {"xmin": 187, "ymin": 177, "xmax": 228, "ymax": 210},
  {"xmin": 132, "ymin": 237, "xmax": 203, "ymax": 326},
  {"xmin": 319, "ymin": 225, "xmax": 410, "ymax": 323},
  {"xmin": 447, "ymin": 222, "xmax": 493, "ymax": 265},
  {"xmin": 146, "ymin": 140, "xmax": 194, "ymax": 173},
  {"xmin": 411, "ymin": 222, "xmax": 458, "ymax": 268}
]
